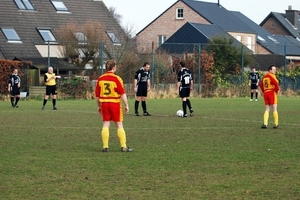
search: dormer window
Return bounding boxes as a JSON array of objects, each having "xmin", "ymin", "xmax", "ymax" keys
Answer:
[
  {"xmin": 1, "ymin": 28, "xmax": 22, "ymax": 43},
  {"xmin": 74, "ymin": 32, "xmax": 87, "ymax": 45},
  {"xmin": 50, "ymin": 0, "xmax": 69, "ymax": 12},
  {"xmin": 176, "ymin": 8, "xmax": 184, "ymax": 19},
  {"xmin": 37, "ymin": 28, "xmax": 57, "ymax": 43},
  {"xmin": 14, "ymin": 0, "xmax": 35, "ymax": 11},
  {"xmin": 106, "ymin": 31, "xmax": 120, "ymax": 45}
]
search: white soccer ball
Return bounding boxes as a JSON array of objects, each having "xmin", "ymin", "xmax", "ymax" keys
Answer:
[{"xmin": 176, "ymin": 110, "xmax": 184, "ymax": 117}]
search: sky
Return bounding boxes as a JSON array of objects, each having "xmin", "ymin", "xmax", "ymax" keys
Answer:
[{"xmin": 103, "ymin": 0, "xmax": 299, "ymax": 35}]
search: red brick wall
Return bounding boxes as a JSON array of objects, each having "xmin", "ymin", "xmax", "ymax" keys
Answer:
[
  {"xmin": 261, "ymin": 17, "xmax": 291, "ymax": 36},
  {"xmin": 136, "ymin": 1, "xmax": 210, "ymax": 53}
]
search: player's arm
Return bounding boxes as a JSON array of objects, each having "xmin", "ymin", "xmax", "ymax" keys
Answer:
[
  {"xmin": 190, "ymin": 79, "xmax": 193, "ymax": 91},
  {"xmin": 94, "ymin": 80, "xmax": 101, "ymax": 114},
  {"xmin": 147, "ymin": 78, "xmax": 151, "ymax": 92},
  {"xmin": 8, "ymin": 83, "xmax": 11, "ymax": 92},
  {"xmin": 120, "ymin": 93, "xmax": 129, "ymax": 113}
]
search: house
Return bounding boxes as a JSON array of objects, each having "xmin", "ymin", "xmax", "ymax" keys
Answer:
[
  {"xmin": 136, "ymin": 0, "xmax": 256, "ymax": 53},
  {"xmin": 137, "ymin": 0, "xmax": 300, "ymax": 69},
  {"xmin": 260, "ymin": 6, "xmax": 300, "ymax": 39},
  {"xmin": 0, "ymin": 0, "xmax": 127, "ymax": 85}
]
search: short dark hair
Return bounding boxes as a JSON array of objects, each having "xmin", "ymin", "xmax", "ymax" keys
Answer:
[
  {"xmin": 268, "ymin": 65, "xmax": 275, "ymax": 71},
  {"xmin": 143, "ymin": 62, "xmax": 150, "ymax": 67},
  {"xmin": 105, "ymin": 59, "xmax": 116, "ymax": 71},
  {"xmin": 179, "ymin": 61, "xmax": 185, "ymax": 67}
]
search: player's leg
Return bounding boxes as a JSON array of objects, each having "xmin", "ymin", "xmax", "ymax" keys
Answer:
[
  {"xmin": 255, "ymin": 88, "xmax": 258, "ymax": 101},
  {"xmin": 134, "ymin": 96, "xmax": 141, "ymax": 116},
  {"xmin": 14, "ymin": 88, "xmax": 20, "ymax": 107},
  {"xmin": 42, "ymin": 86, "xmax": 50, "ymax": 109},
  {"xmin": 262, "ymin": 93, "xmax": 270, "ymax": 128},
  {"xmin": 101, "ymin": 103, "xmax": 111, "ymax": 152},
  {"xmin": 272, "ymin": 93, "xmax": 278, "ymax": 128},
  {"xmin": 52, "ymin": 86, "xmax": 58, "ymax": 110},
  {"xmin": 250, "ymin": 88, "xmax": 254, "ymax": 101},
  {"xmin": 10, "ymin": 95, "xmax": 15, "ymax": 107}
]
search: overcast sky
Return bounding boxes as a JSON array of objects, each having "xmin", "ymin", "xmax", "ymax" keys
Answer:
[{"xmin": 103, "ymin": 0, "xmax": 299, "ymax": 35}]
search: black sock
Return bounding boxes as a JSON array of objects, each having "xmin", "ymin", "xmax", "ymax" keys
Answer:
[
  {"xmin": 15, "ymin": 97, "xmax": 20, "ymax": 105},
  {"xmin": 43, "ymin": 99, "xmax": 47, "ymax": 106},
  {"xmin": 250, "ymin": 92, "xmax": 253, "ymax": 99},
  {"xmin": 186, "ymin": 99, "xmax": 192, "ymax": 110},
  {"xmin": 182, "ymin": 101, "xmax": 187, "ymax": 115},
  {"xmin": 52, "ymin": 99, "xmax": 56, "ymax": 107},
  {"xmin": 134, "ymin": 100, "xmax": 139, "ymax": 112},
  {"xmin": 11, "ymin": 97, "xmax": 15, "ymax": 106},
  {"xmin": 255, "ymin": 92, "xmax": 258, "ymax": 99},
  {"xmin": 142, "ymin": 101, "xmax": 147, "ymax": 112}
]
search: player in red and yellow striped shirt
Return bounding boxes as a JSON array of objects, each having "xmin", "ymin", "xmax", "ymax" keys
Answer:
[
  {"xmin": 95, "ymin": 59, "xmax": 132, "ymax": 152},
  {"xmin": 259, "ymin": 65, "xmax": 279, "ymax": 129}
]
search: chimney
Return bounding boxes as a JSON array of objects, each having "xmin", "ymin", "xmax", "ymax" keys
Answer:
[
  {"xmin": 218, "ymin": 0, "xmax": 220, "ymax": 7},
  {"xmin": 286, "ymin": 5, "xmax": 297, "ymax": 27}
]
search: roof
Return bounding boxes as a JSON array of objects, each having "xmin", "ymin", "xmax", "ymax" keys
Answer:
[
  {"xmin": 231, "ymin": 11, "xmax": 300, "ymax": 56},
  {"xmin": 260, "ymin": 12, "xmax": 300, "ymax": 39},
  {"xmin": 182, "ymin": 0, "xmax": 256, "ymax": 33},
  {"xmin": 159, "ymin": 22, "xmax": 242, "ymax": 54},
  {"xmin": 0, "ymin": 0, "xmax": 125, "ymax": 62},
  {"xmin": 251, "ymin": 54, "xmax": 286, "ymax": 70}
]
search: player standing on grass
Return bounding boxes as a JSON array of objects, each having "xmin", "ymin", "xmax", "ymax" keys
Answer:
[
  {"xmin": 249, "ymin": 67, "xmax": 260, "ymax": 101},
  {"xmin": 176, "ymin": 61, "xmax": 194, "ymax": 118},
  {"xmin": 95, "ymin": 59, "xmax": 132, "ymax": 152},
  {"xmin": 42, "ymin": 66, "xmax": 61, "ymax": 110},
  {"xmin": 8, "ymin": 69, "xmax": 21, "ymax": 108},
  {"xmin": 134, "ymin": 62, "xmax": 151, "ymax": 116},
  {"xmin": 259, "ymin": 65, "xmax": 279, "ymax": 129}
]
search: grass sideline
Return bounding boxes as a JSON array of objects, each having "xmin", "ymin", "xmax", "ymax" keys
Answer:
[{"xmin": 0, "ymin": 97, "xmax": 300, "ymax": 199}]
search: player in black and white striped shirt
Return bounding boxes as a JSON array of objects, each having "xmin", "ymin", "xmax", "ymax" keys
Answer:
[
  {"xmin": 8, "ymin": 69, "xmax": 21, "ymax": 108},
  {"xmin": 176, "ymin": 61, "xmax": 194, "ymax": 117}
]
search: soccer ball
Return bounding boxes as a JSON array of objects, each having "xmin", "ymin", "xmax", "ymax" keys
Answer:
[{"xmin": 176, "ymin": 110, "xmax": 184, "ymax": 117}]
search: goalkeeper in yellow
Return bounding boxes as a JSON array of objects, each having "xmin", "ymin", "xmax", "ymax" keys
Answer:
[{"xmin": 259, "ymin": 65, "xmax": 279, "ymax": 129}]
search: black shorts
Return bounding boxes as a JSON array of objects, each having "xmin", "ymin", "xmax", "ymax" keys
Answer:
[
  {"xmin": 10, "ymin": 87, "xmax": 20, "ymax": 96},
  {"xmin": 136, "ymin": 84, "xmax": 148, "ymax": 97},
  {"xmin": 46, "ymin": 85, "xmax": 57, "ymax": 95},
  {"xmin": 250, "ymin": 84, "xmax": 258, "ymax": 90},
  {"xmin": 179, "ymin": 87, "xmax": 190, "ymax": 98}
]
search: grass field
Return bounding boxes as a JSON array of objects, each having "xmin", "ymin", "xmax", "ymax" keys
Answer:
[{"xmin": 0, "ymin": 97, "xmax": 299, "ymax": 199}]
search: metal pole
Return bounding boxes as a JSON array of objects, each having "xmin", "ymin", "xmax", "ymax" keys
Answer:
[
  {"xmin": 100, "ymin": 42, "xmax": 104, "ymax": 75},
  {"xmin": 151, "ymin": 41, "xmax": 154, "ymax": 85},
  {"xmin": 241, "ymin": 45, "xmax": 244, "ymax": 83},
  {"xmin": 47, "ymin": 41, "xmax": 50, "ymax": 68},
  {"xmin": 284, "ymin": 45, "xmax": 287, "ymax": 90},
  {"xmin": 198, "ymin": 43, "xmax": 201, "ymax": 94}
]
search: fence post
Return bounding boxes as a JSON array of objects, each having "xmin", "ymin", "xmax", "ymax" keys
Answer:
[
  {"xmin": 284, "ymin": 45, "xmax": 287, "ymax": 90},
  {"xmin": 151, "ymin": 41, "xmax": 154, "ymax": 85},
  {"xmin": 47, "ymin": 40, "xmax": 50, "ymax": 68},
  {"xmin": 198, "ymin": 43, "xmax": 201, "ymax": 94},
  {"xmin": 241, "ymin": 45, "xmax": 244, "ymax": 83},
  {"xmin": 100, "ymin": 41, "xmax": 104, "ymax": 75}
]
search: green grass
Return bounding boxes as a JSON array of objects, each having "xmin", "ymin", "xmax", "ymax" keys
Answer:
[{"xmin": 0, "ymin": 97, "xmax": 299, "ymax": 199}]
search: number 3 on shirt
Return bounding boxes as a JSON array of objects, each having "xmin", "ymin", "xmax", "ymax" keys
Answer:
[{"xmin": 103, "ymin": 83, "xmax": 111, "ymax": 95}]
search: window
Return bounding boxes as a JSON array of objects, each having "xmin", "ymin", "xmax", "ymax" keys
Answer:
[
  {"xmin": 51, "ymin": 0, "xmax": 68, "ymax": 11},
  {"xmin": 271, "ymin": 22, "xmax": 275, "ymax": 30},
  {"xmin": 106, "ymin": 31, "xmax": 120, "ymax": 45},
  {"xmin": 176, "ymin": 8, "xmax": 184, "ymax": 19},
  {"xmin": 257, "ymin": 35, "xmax": 266, "ymax": 43},
  {"xmin": 74, "ymin": 32, "xmax": 87, "ymax": 45},
  {"xmin": 236, "ymin": 35, "xmax": 241, "ymax": 42},
  {"xmin": 158, "ymin": 35, "xmax": 166, "ymax": 46},
  {"xmin": 37, "ymin": 28, "xmax": 56, "ymax": 42},
  {"xmin": 1, "ymin": 28, "xmax": 22, "ymax": 43},
  {"xmin": 14, "ymin": 0, "xmax": 35, "ymax": 10},
  {"xmin": 267, "ymin": 36, "xmax": 279, "ymax": 43},
  {"xmin": 247, "ymin": 36, "xmax": 252, "ymax": 50}
]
